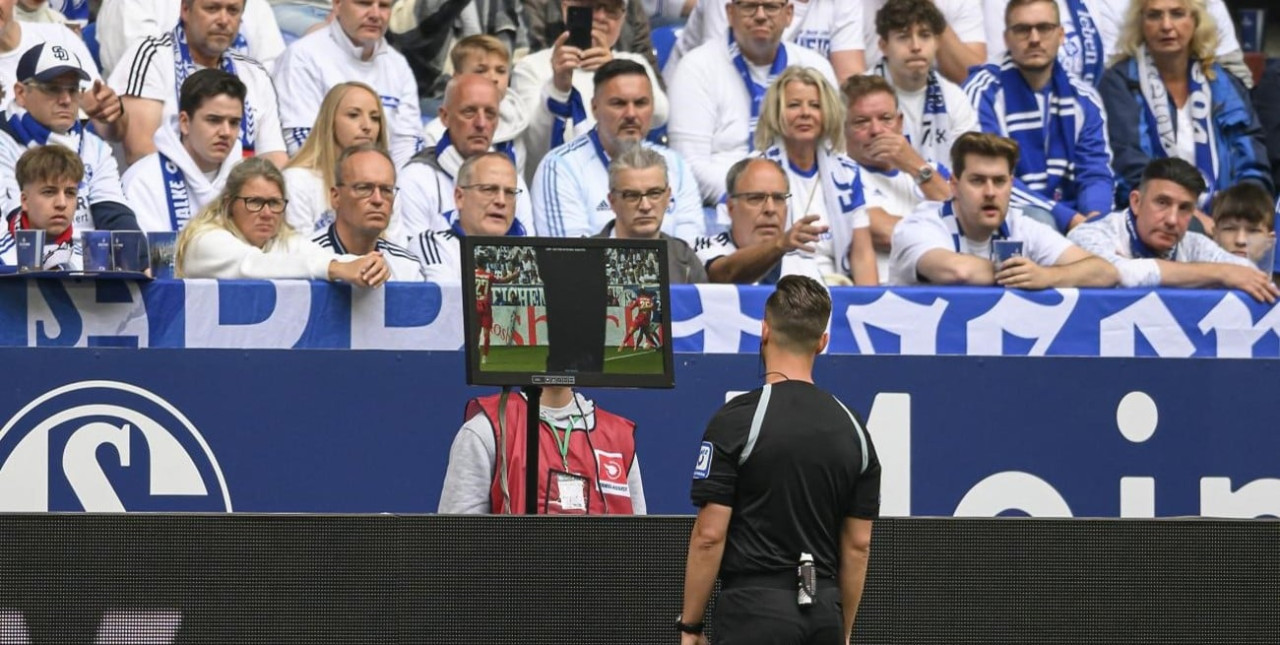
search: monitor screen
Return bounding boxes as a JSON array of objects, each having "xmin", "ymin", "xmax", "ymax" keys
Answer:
[{"xmin": 462, "ymin": 236, "xmax": 675, "ymax": 389}]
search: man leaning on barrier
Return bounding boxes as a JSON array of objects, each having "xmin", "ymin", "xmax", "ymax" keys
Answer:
[
  {"xmin": 678, "ymin": 275, "xmax": 880, "ymax": 644},
  {"xmin": 438, "ymin": 386, "xmax": 646, "ymax": 514}
]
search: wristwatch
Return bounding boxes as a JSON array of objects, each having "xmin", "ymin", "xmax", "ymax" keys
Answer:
[
  {"xmin": 675, "ymin": 616, "xmax": 705, "ymax": 634},
  {"xmin": 914, "ymin": 164, "xmax": 935, "ymax": 186}
]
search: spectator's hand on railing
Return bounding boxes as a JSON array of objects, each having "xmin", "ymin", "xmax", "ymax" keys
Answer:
[
  {"xmin": 1219, "ymin": 264, "xmax": 1279, "ymax": 304},
  {"xmin": 329, "ymin": 252, "xmax": 390, "ymax": 288}
]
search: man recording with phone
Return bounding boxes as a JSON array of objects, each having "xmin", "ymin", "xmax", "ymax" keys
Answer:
[
  {"xmin": 677, "ymin": 275, "xmax": 880, "ymax": 644},
  {"xmin": 509, "ymin": 0, "xmax": 668, "ymax": 183}
]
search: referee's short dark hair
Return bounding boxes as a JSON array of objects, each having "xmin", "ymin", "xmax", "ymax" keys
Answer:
[
  {"xmin": 1139, "ymin": 157, "xmax": 1207, "ymax": 200},
  {"xmin": 765, "ymin": 275, "xmax": 830, "ymax": 353},
  {"xmin": 179, "ymin": 68, "xmax": 246, "ymax": 117}
]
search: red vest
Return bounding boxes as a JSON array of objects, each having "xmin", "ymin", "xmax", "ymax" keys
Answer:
[{"xmin": 466, "ymin": 393, "xmax": 637, "ymax": 515}]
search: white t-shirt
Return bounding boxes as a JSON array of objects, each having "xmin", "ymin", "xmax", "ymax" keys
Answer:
[
  {"xmin": 668, "ymin": 40, "xmax": 837, "ymax": 202},
  {"xmin": 864, "ymin": 0, "xmax": 985, "ymax": 70},
  {"xmin": 96, "ymin": 0, "xmax": 285, "ymax": 75},
  {"xmin": 108, "ymin": 32, "xmax": 286, "ymax": 156},
  {"xmin": 860, "ymin": 164, "xmax": 943, "ymax": 281},
  {"xmin": 273, "ymin": 20, "xmax": 423, "ymax": 168},
  {"xmin": 878, "ymin": 71, "xmax": 978, "ymax": 168},
  {"xmin": 691, "ymin": 230, "xmax": 827, "ymax": 284},
  {"xmin": 1174, "ymin": 104, "xmax": 1197, "ymax": 166},
  {"xmin": 1067, "ymin": 208, "xmax": 1252, "ymax": 287},
  {"xmin": 283, "ymin": 166, "xmax": 334, "ymax": 236},
  {"xmin": 664, "ymin": 0, "xmax": 862, "ymax": 85},
  {"xmin": 785, "ymin": 164, "xmax": 835, "ymax": 273},
  {"xmin": 889, "ymin": 200, "xmax": 1073, "ymax": 285}
]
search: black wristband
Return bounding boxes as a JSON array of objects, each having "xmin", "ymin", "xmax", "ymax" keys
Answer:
[{"xmin": 675, "ymin": 616, "xmax": 704, "ymax": 634}]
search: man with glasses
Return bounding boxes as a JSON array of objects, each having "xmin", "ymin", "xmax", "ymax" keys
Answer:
[
  {"xmin": 964, "ymin": 0, "xmax": 1112, "ymax": 233},
  {"xmin": 693, "ymin": 157, "xmax": 827, "ymax": 284},
  {"xmin": 312, "ymin": 144, "xmax": 423, "ymax": 281},
  {"xmin": 533, "ymin": 60, "xmax": 704, "ymax": 242},
  {"xmin": 0, "ymin": 44, "xmax": 137, "ymax": 232},
  {"xmin": 398, "ymin": 74, "xmax": 533, "ymax": 241},
  {"xmin": 842, "ymin": 75, "xmax": 951, "ymax": 282},
  {"xmin": 593, "ymin": 146, "xmax": 707, "ymax": 283},
  {"xmin": 123, "ymin": 69, "xmax": 246, "ymax": 232},
  {"xmin": 510, "ymin": 0, "xmax": 668, "ymax": 184},
  {"xmin": 411, "ymin": 152, "xmax": 524, "ymax": 284},
  {"xmin": 669, "ymin": 0, "xmax": 837, "ymax": 203},
  {"xmin": 109, "ymin": 0, "xmax": 285, "ymax": 167}
]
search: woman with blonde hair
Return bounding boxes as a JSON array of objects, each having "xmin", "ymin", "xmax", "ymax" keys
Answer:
[
  {"xmin": 754, "ymin": 66, "xmax": 877, "ymax": 286},
  {"xmin": 1099, "ymin": 0, "xmax": 1271, "ymax": 226},
  {"xmin": 177, "ymin": 158, "xmax": 389, "ymax": 285},
  {"xmin": 283, "ymin": 82, "xmax": 391, "ymax": 235}
]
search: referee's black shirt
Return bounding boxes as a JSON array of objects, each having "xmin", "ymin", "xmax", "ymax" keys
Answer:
[{"xmin": 690, "ymin": 381, "xmax": 881, "ymax": 580}]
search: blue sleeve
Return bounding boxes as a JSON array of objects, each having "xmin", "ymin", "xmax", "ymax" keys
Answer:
[
  {"xmin": 1072, "ymin": 94, "xmax": 1116, "ymax": 216},
  {"xmin": 963, "ymin": 69, "xmax": 1005, "ymax": 137},
  {"xmin": 1253, "ymin": 60, "xmax": 1280, "ymax": 192},
  {"xmin": 1098, "ymin": 65, "xmax": 1149, "ymax": 200},
  {"xmin": 1219, "ymin": 71, "xmax": 1275, "ymax": 195},
  {"xmin": 89, "ymin": 200, "xmax": 139, "ymax": 231}
]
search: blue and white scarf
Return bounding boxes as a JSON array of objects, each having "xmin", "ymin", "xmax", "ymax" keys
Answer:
[
  {"xmin": 547, "ymin": 88, "xmax": 590, "ymax": 150},
  {"xmin": 729, "ymin": 33, "xmax": 787, "ymax": 150},
  {"xmin": 4, "ymin": 109, "xmax": 84, "ymax": 158},
  {"xmin": 1062, "ymin": 0, "xmax": 1103, "ymax": 85},
  {"xmin": 872, "ymin": 61, "xmax": 950, "ymax": 163},
  {"xmin": 1136, "ymin": 46, "xmax": 1217, "ymax": 205},
  {"xmin": 761, "ymin": 142, "xmax": 865, "ymax": 276},
  {"xmin": 1000, "ymin": 55, "xmax": 1079, "ymax": 204},
  {"xmin": 158, "ymin": 154, "xmax": 195, "ymax": 231},
  {"xmin": 1124, "ymin": 207, "xmax": 1175, "ymax": 260},
  {"xmin": 172, "ymin": 22, "xmax": 255, "ymax": 155}
]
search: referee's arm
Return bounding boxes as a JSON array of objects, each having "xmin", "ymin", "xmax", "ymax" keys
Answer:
[
  {"xmin": 679, "ymin": 502, "xmax": 730, "ymax": 641},
  {"xmin": 839, "ymin": 517, "xmax": 873, "ymax": 643}
]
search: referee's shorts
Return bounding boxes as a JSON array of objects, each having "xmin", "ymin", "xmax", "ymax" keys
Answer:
[{"xmin": 712, "ymin": 572, "xmax": 844, "ymax": 645}]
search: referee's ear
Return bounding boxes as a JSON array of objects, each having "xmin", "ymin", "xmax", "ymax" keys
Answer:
[{"xmin": 814, "ymin": 332, "xmax": 828, "ymax": 356}]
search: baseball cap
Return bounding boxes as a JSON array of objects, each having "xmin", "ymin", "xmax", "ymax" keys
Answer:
[{"xmin": 16, "ymin": 43, "xmax": 90, "ymax": 84}]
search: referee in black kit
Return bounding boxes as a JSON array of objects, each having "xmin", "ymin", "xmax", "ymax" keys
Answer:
[{"xmin": 676, "ymin": 275, "xmax": 881, "ymax": 645}]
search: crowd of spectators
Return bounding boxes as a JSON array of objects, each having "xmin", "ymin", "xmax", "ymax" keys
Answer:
[{"xmin": 0, "ymin": 0, "xmax": 1275, "ymax": 298}]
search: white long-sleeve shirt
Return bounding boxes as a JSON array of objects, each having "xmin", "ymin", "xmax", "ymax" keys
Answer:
[
  {"xmin": 668, "ymin": 40, "xmax": 836, "ymax": 202},
  {"xmin": 664, "ymin": 0, "xmax": 862, "ymax": 86},
  {"xmin": 1067, "ymin": 209, "xmax": 1252, "ymax": 287},
  {"xmin": 180, "ymin": 228, "xmax": 342, "ymax": 280},
  {"xmin": 508, "ymin": 48, "xmax": 667, "ymax": 184},
  {"xmin": 96, "ymin": 0, "xmax": 285, "ymax": 76},
  {"xmin": 273, "ymin": 20, "xmax": 423, "ymax": 168},
  {"xmin": 531, "ymin": 130, "xmax": 705, "ymax": 242}
]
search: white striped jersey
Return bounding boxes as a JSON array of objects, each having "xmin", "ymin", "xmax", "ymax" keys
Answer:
[
  {"xmin": 408, "ymin": 229, "xmax": 464, "ymax": 285},
  {"xmin": 692, "ymin": 231, "xmax": 826, "ymax": 285},
  {"xmin": 311, "ymin": 224, "xmax": 425, "ymax": 282}
]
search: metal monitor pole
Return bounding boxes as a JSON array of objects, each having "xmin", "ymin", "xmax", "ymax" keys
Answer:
[{"xmin": 521, "ymin": 385, "xmax": 542, "ymax": 514}]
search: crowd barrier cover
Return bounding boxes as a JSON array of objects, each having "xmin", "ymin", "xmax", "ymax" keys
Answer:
[{"xmin": 0, "ymin": 279, "xmax": 1276, "ymax": 517}]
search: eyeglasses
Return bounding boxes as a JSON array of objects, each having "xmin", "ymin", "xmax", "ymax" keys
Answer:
[
  {"xmin": 1007, "ymin": 22, "xmax": 1060, "ymax": 38},
  {"xmin": 339, "ymin": 182, "xmax": 399, "ymax": 199},
  {"xmin": 613, "ymin": 187, "xmax": 669, "ymax": 205},
  {"xmin": 731, "ymin": 191, "xmax": 790, "ymax": 207},
  {"xmin": 460, "ymin": 183, "xmax": 522, "ymax": 199},
  {"xmin": 235, "ymin": 196, "xmax": 288, "ymax": 213},
  {"xmin": 27, "ymin": 81, "xmax": 81, "ymax": 97},
  {"xmin": 733, "ymin": 1, "xmax": 787, "ymax": 16}
]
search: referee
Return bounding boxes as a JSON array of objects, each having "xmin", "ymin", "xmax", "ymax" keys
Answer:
[{"xmin": 677, "ymin": 275, "xmax": 881, "ymax": 644}]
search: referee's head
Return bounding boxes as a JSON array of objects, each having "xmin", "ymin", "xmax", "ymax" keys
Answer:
[{"xmin": 763, "ymin": 275, "xmax": 830, "ymax": 356}]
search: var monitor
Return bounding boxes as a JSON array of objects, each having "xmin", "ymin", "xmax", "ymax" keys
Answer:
[{"xmin": 462, "ymin": 236, "xmax": 674, "ymax": 389}]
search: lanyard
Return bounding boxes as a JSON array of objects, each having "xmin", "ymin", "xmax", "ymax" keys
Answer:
[{"xmin": 544, "ymin": 413, "xmax": 582, "ymax": 471}]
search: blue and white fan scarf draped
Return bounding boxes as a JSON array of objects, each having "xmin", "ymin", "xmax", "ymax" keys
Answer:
[
  {"xmin": 1061, "ymin": 0, "xmax": 1103, "ymax": 85},
  {"xmin": 1136, "ymin": 45, "xmax": 1216, "ymax": 206},
  {"xmin": 729, "ymin": 33, "xmax": 787, "ymax": 150},
  {"xmin": 871, "ymin": 60, "xmax": 949, "ymax": 158},
  {"xmin": 172, "ymin": 22, "xmax": 255, "ymax": 154},
  {"xmin": 998, "ymin": 55, "xmax": 1079, "ymax": 204}
]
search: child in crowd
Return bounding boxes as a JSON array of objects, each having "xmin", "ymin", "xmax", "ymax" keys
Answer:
[{"xmin": 1211, "ymin": 183, "xmax": 1276, "ymax": 269}]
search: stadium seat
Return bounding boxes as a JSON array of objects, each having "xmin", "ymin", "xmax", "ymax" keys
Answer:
[{"xmin": 650, "ymin": 25, "xmax": 681, "ymax": 74}]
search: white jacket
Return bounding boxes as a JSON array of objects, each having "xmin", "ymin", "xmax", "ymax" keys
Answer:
[
  {"xmin": 181, "ymin": 228, "xmax": 340, "ymax": 279},
  {"xmin": 122, "ymin": 116, "xmax": 242, "ymax": 232}
]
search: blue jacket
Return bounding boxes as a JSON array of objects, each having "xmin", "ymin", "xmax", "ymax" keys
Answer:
[
  {"xmin": 965, "ymin": 62, "xmax": 1114, "ymax": 231},
  {"xmin": 1251, "ymin": 59, "xmax": 1280, "ymax": 193},
  {"xmin": 1099, "ymin": 58, "xmax": 1273, "ymax": 203}
]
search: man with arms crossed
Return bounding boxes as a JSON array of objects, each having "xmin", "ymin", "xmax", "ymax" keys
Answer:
[
  {"xmin": 889, "ymin": 131, "xmax": 1117, "ymax": 287},
  {"xmin": 678, "ymin": 274, "xmax": 880, "ymax": 644}
]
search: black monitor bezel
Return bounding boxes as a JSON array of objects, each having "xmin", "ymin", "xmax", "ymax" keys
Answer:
[{"xmin": 461, "ymin": 235, "xmax": 675, "ymax": 389}]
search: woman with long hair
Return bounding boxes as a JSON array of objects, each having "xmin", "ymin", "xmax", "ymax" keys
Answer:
[
  {"xmin": 177, "ymin": 158, "xmax": 389, "ymax": 285},
  {"xmin": 754, "ymin": 66, "xmax": 877, "ymax": 285},
  {"xmin": 283, "ymin": 82, "xmax": 391, "ymax": 235},
  {"xmin": 1099, "ymin": 0, "xmax": 1271, "ymax": 228}
]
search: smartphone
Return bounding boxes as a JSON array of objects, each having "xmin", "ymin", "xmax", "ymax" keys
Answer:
[{"xmin": 566, "ymin": 5, "xmax": 594, "ymax": 50}]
